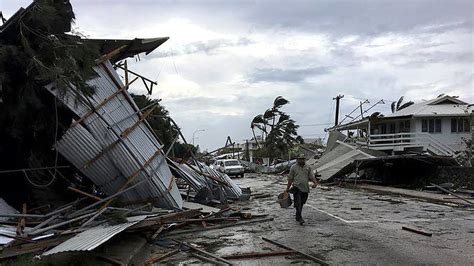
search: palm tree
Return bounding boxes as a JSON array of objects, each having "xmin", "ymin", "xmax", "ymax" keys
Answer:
[
  {"xmin": 250, "ymin": 96, "xmax": 301, "ymax": 158},
  {"xmin": 391, "ymin": 96, "xmax": 414, "ymax": 113},
  {"xmin": 250, "ymin": 114, "xmax": 265, "ymax": 148}
]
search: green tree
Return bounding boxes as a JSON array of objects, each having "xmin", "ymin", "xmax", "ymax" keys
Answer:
[
  {"xmin": 131, "ymin": 94, "xmax": 197, "ymax": 159},
  {"xmin": 0, "ymin": 0, "xmax": 98, "ymax": 172}
]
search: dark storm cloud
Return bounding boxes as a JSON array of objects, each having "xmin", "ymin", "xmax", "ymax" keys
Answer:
[
  {"xmin": 148, "ymin": 0, "xmax": 472, "ymax": 37},
  {"xmin": 248, "ymin": 66, "xmax": 332, "ymax": 83}
]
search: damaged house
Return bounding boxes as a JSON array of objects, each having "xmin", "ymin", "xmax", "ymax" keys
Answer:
[
  {"xmin": 310, "ymin": 95, "xmax": 473, "ymax": 184},
  {"xmin": 329, "ymin": 95, "xmax": 473, "ymax": 156}
]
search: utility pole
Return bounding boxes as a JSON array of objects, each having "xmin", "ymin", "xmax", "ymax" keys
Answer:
[{"xmin": 333, "ymin": 94, "xmax": 344, "ymax": 126}]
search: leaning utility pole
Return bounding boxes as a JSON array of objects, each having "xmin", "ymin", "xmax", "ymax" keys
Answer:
[{"xmin": 333, "ymin": 94, "xmax": 344, "ymax": 126}]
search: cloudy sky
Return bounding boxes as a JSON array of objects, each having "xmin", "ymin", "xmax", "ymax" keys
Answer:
[{"xmin": 2, "ymin": 0, "xmax": 473, "ymax": 150}]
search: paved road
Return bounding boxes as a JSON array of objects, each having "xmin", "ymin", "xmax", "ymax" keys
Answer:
[{"xmin": 167, "ymin": 174, "xmax": 474, "ymax": 265}]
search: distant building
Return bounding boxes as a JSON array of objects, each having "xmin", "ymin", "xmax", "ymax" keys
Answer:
[{"xmin": 303, "ymin": 138, "xmax": 324, "ymax": 146}]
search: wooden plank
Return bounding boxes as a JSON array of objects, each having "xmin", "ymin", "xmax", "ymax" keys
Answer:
[
  {"xmin": 144, "ymin": 249, "xmax": 180, "ymax": 266},
  {"xmin": 165, "ymin": 217, "xmax": 274, "ymax": 236},
  {"xmin": 430, "ymin": 183, "xmax": 474, "ymax": 205},
  {"xmin": 262, "ymin": 237, "xmax": 328, "ymax": 265},
  {"xmin": 151, "ymin": 226, "xmax": 165, "ymax": 240},
  {"xmin": 0, "ymin": 235, "xmax": 71, "ymax": 259},
  {"xmin": 180, "ymin": 242, "xmax": 232, "ymax": 265},
  {"xmin": 402, "ymin": 226, "xmax": 433, "ymax": 237},
  {"xmin": 96, "ymin": 45, "xmax": 128, "ymax": 64},
  {"xmin": 127, "ymin": 209, "xmax": 202, "ymax": 231},
  {"xmin": 67, "ymin": 186, "xmax": 102, "ymax": 201},
  {"xmin": 28, "ymin": 214, "xmax": 60, "ymax": 233},
  {"xmin": 222, "ymin": 250, "xmax": 297, "ymax": 260},
  {"xmin": 71, "ymin": 87, "xmax": 125, "ymax": 127}
]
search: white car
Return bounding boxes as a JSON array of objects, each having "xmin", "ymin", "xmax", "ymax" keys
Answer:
[{"xmin": 217, "ymin": 159, "xmax": 245, "ymax": 178}]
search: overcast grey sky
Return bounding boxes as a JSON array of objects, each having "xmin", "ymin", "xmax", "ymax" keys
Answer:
[{"xmin": 2, "ymin": 0, "xmax": 473, "ymax": 150}]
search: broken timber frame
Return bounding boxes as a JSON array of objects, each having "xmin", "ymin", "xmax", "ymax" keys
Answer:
[{"xmin": 115, "ymin": 61, "xmax": 158, "ymax": 95}]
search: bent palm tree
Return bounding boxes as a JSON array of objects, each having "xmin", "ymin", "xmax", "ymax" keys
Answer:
[{"xmin": 391, "ymin": 96, "xmax": 414, "ymax": 113}]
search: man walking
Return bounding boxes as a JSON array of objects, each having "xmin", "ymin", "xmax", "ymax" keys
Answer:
[{"xmin": 286, "ymin": 154, "xmax": 318, "ymax": 225}]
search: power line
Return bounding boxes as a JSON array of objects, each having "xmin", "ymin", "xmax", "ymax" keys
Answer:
[{"xmin": 299, "ymin": 123, "xmax": 332, "ymax": 127}]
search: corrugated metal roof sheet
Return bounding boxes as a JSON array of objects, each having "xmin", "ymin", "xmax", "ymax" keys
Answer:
[
  {"xmin": 42, "ymin": 215, "xmax": 146, "ymax": 256},
  {"xmin": 0, "ymin": 225, "xmax": 17, "ymax": 245},
  {"xmin": 48, "ymin": 61, "xmax": 182, "ymax": 209},
  {"xmin": 0, "ymin": 198, "xmax": 18, "ymax": 222},
  {"xmin": 385, "ymin": 96, "xmax": 472, "ymax": 118}
]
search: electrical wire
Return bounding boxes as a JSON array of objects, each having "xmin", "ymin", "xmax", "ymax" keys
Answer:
[{"xmin": 24, "ymin": 98, "xmax": 58, "ymax": 188}]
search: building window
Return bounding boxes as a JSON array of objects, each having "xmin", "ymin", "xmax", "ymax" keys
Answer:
[
  {"xmin": 399, "ymin": 120, "xmax": 410, "ymax": 133},
  {"xmin": 451, "ymin": 118, "xmax": 470, "ymax": 133},
  {"xmin": 389, "ymin": 123, "xmax": 396, "ymax": 134},
  {"xmin": 421, "ymin": 119, "xmax": 441, "ymax": 133}
]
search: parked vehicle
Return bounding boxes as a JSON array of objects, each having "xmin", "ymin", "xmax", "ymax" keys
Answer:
[
  {"xmin": 210, "ymin": 159, "xmax": 223, "ymax": 170},
  {"xmin": 217, "ymin": 159, "xmax": 245, "ymax": 178}
]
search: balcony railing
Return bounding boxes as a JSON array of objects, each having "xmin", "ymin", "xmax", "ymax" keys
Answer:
[{"xmin": 353, "ymin": 132, "xmax": 456, "ymax": 156}]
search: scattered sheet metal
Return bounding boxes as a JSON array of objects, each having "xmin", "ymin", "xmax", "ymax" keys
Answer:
[
  {"xmin": 197, "ymin": 163, "xmax": 243, "ymax": 200},
  {"xmin": 42, "ymin": 215, "xmax": 146, "ymax": 256},
  {"xmin": 48, "ymin": 61, "xmax": 182, "ymax": 209},
  {"xmin": 0, "ymin": 225, "xmax": 18, "ymax": 245},
  {"xmin": 0, "ymin": 198, "xmax": 18, "ymax": 222},
  {"xmin": 309, "ymin": 141, "xmax": 382, "ymax": 180}
]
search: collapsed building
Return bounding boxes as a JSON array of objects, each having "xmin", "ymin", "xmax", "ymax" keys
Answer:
[
  {"xmin": 0, "ymin": 1, "xmax": 250, "ymax": 259},
  {"xmin": 308, "ymin": 95, "xmax": 473, "ymax": 186}
]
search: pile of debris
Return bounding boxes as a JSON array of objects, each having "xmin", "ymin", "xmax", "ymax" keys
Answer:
[
  {"xmin": 0, "ymin": 196, "xmax": 270, "ymax": 262},
  {"xmin": 0, "ymin": 1, "xmax": 255, "ymax": 262}
]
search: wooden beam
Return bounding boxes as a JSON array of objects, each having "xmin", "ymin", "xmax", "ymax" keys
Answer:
[
  {"xmin": 180, "ymin": 242, "xmax": 232, "ymax": 265},
  {"xmin": 262, "ymin": 237, "xmax": 328, "ymax": 265},
  {"xmin": 67, "ymin": 186, "xmax": 102, "ymax": 201},
  {"xmin": 71, "ymin": 87, "xmax": 125, "ymax": 127},
  {"xmin": 127, "ymin": 209, "xmax": 202, "ymax": 231},
  {"xmin": 222, "ymin": 250, "xmax": 297, "ymax": 260},
  {"xmin": 402, "ymin": 226, "xmax": 433, "ymax": 237},
  {"xmin": 144, "ymin": 249, "xmax": 180, "ymax": 266},
  {"xmin": 124, "ymin": 60, "xmax": 129, "ymax": 89},
  {"xmin": 96, "ymin": 45, "xmax": 128, "ymax": 64},
  {"xmin": 430, "ymin": 183, "xmax": 473, "ymax": 205},
  {"xmin": 165, "ymin": 217, "xmax": 274, "ymax": 236}
]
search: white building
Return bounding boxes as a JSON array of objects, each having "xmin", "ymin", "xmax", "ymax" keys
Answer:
[{"xmin": 328, "ymin": 95, "xmax": 473, "ymax": 156}]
